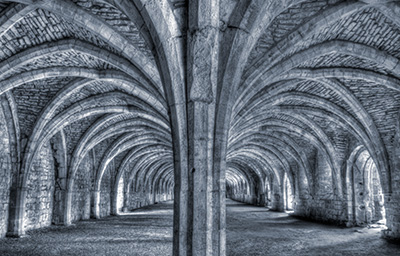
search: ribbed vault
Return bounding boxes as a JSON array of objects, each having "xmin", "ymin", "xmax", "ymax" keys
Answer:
[{"xmin": 0, "ymin": 0, "xmax": 400, "ymax": 255}]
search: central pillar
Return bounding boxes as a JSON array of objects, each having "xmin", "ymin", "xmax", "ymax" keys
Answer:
[
  {"xmin": 177, "ymin": 0, "xmax": 223, "ymax": 255},
  {"xmin": 188, "ymin": 102, "xmax": 211, "ymax": 255}
]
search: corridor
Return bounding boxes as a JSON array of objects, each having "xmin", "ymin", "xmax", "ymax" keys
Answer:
[{"xmin": 1, "ymin": 199, "xmax": 398, "ymax": 256}]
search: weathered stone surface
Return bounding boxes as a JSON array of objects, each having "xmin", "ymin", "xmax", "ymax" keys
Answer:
[
  {"xmin": 24, "ymin": 141, "xmax": 54, "ymax": 231},
  {"xmin": 1, "ymin": 0, "xmax": 400, "ymax": 254},
  {"xmin": 0, "ymin": 98, "xmax": 11, "ymax": 238},
  {"xmin": 71, "ymin": 152, "xmax": 92, "ymax": 222}
]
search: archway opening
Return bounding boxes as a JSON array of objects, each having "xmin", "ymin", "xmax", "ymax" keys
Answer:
[
  {"xmin": 116, "ymin": 176, "xmax": 124, "ymax": 214},
  {"xmin": 265, "ymin": 177, "xmax": 272, "ymax": 209},
  {"xmin": 283, "ymin": 173, "xmax": 294, "ymax": 212},
  {"xmin": 349, "ymin": 149, "xmax": 386, "ymax": 227}
]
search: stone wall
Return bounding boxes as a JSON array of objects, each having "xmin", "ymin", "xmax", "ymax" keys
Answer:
[
  {"xmin": 24, "ymin": 141, "xmax": 55, "ymax": 231},
  {"xmin": 294, "ymin": 197, "xmax": 348, "ymax": 225},
  {"xmin": 226, "ymin": 181, "xmax": 252, "ymax": 205},
  {"xmin": 228, "ymin": 181, "xmax": 270, "ymax": 208},
  {"xmin": 125, "ymin": 180, "xmax": 172, "ymax": 211},
  {"xmin": 229, "ymin": 190, "xmax": 282, "ymax": 209},
  {"xmin": 228, "ymin": 193, "xmax": 255, "ymax": 205},
  {"xmin": 0, "ymin": 102, "xmax": 11, "ymax": 238},
  {"xmin": 127, "ymin": 186, "xmax": 154, "ymax": 210},
  {"xmin": 294, "ymin": 152, "xmax": 347, "ymax": 225}
]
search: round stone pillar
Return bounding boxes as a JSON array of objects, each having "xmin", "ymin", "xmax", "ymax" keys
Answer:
[{"xmin": 92, "ymin": 190, "xmax": 101, "ymax": 219}]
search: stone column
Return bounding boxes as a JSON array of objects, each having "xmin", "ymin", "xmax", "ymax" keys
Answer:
[
  {"xmin": 64, "ymin": 189, "xmax": 73, "ymax": 225},
  {"xmin": 383, "ymin": 192, "xmax": 400, "ymax": 240},
  {"xmin": 50, "ymin": 131, "xmax": 68, "ymax": 225},
  {"xmin": 83, "ymin": 189, "xmax": 91, "ymax": 219},
  {"xmin": 92, "ymin": 189, "xmax": 101, "ymax": 219},
  {"xmin": 384, "ymin": 114, "xmax": 400, "ymax": 240},
  {"xmin": 122, "ymin": 183, "xmax": 130, "ymax": 213},
  {"xmin": 187, "ymin": 101, "xmax": 210, "ymax": 255},
  {"xmin": 179, "ymin": 1, "xmax": 223, "ymax": 255},
  {"xmin": 111, "ymin": 167, "xmax": 120, "ymax": 216},
  {"xmin": 258, "ymin": 179, "xmax": 266, "ymax": 206},
  {"xmin": 271, "ymin": 180, "xmax": 284, "ymax": 212},
  {"xmin": 52, "ymin": 179, "xmax": 67, "ymax": 225},
  {"xmin": 110, "ymin": 190, "xmax": 117, "ymax": 215},
  {"xmin": 7, "ymin": 186, "xmax": 27, "ymax": 237}
]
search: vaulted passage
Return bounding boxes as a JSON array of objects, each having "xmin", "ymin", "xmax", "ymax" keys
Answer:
[
  {"xmin": 1, "ymin": 0, "xmax": 400, "ymax": 255},
  {"xmin": 1, "ymin": 199, "xmax": 398, "ymax": 256}
]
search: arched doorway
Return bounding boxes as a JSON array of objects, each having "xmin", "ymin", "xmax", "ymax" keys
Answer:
[
  {"xmin": 283, "ymin": 172, "xmax": 294, "ymax": 212},
  {"xmin": 347, "ymin": 148, "xmax": 385, "ymax": 226}
]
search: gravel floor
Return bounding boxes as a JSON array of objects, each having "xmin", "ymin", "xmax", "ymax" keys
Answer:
[{"xmin": 1, "ymin": 199, "xmax": 399, "ymax": 256}]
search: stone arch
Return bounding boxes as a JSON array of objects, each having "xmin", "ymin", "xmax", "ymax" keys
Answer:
[
  {"xmin": 228, "ymin": 153, "xmax": 277, "ymax": 190},
  {"xmin": 14, "ymin": 86, "xmax": 160, "ymax": 235},
  {"xmin": 151, "ymin": 162, "xmax": 174, "ymax": 203},
  {"xmin": 0, "ymin": 93, "xmax": 19, "ymax": 237},
  {"xmin": 68, "ymin": 115, "xmax": 170, "ymax": 179},
  {"xmin": 237, "ymin": 40, "xmax": 400, "ymax": 112},
  {"xmin": 20, "ymin": 0, "xmax": 160, "ymax": 85},
  {"xmin": 346, "ymin": 147, "xmax": 386, "ymax": 226},
  {"xmin": 133, "ymin": 152, "xmax": 173, "ymax": 193},
  {"xmin": 283, "ymin": 172, "xmax": 295, "ymax": 211},
  {"xmin": 92, "ymin": 131, "xmax": 171, "ymax": 218},
  {"xmin": 226, "ymin": 162, "xmax": 260, "ymax": 204},
  {"xmin": 0, "ymin": 4, "xmax": 36, "ymax": 38},
  {"xmin": 0, "ymin": 39, "xmax": 163, "ymax": 97},
  {"xmin": 242, "ymin": 1, "xmax": 368, "ymax": 86},
  {"xmin": 229, "ymin": 132, "xmax": 312, "ymax": 197},
  {"xmin": 232, "ymin": 83, "xmax": 393, "ymax": 196},
  {"xmin": 112, "ymin": 144, "xmax": 172, "ymax": 213},
  {"xmin": 233, "ymin": 115, "xmax": 338, "ymax": 194}
]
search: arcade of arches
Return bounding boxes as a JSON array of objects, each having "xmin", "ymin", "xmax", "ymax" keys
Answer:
[{"xmin": 0, "ymin": 0, "xmax": 400, "ymax": 255}]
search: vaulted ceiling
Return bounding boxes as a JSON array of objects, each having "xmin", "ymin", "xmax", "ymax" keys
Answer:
[{"xmin": 1, "ymin": 0, "xmax": 399, "ymax": 204}]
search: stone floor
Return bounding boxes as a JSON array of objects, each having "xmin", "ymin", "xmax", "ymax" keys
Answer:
[
  {"xmin": 0, "ymin": 200, "xmax": 399, "ymax": 256},
  {"xmin": 226, "ymin": 200, "xmax": 400, "ymax": 256},
  {"xmin": 0, "ymin": 202, "xmax": 174, "ymax": 256}
]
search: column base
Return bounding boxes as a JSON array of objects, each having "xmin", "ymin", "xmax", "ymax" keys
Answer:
[{"xmin": 6, "ymin": 231, "xmax": 28, "ymax": 238}]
